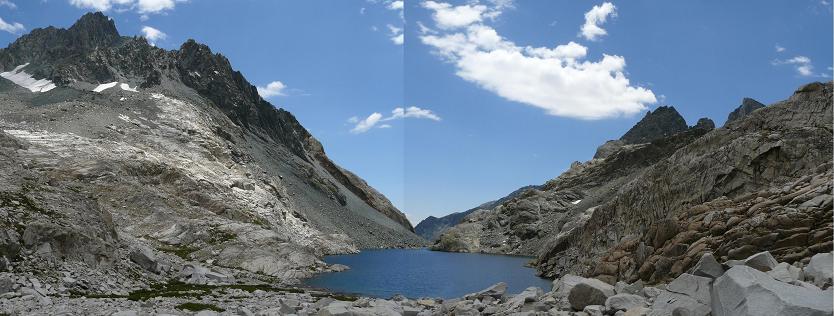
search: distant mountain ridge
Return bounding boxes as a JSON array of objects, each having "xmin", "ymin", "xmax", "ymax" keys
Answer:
[{"xmin": 415, "ymin": 185, "xmax": 540, "ymax": 241}]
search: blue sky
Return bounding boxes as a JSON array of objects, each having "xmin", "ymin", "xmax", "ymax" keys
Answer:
[{"xmin": 0, "ymin": 1, "xmax": 831, "ymax": 225}]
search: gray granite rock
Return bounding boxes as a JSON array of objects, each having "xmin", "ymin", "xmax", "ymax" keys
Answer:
[{"xmin": 711, "ymin": 265, "xmax": 833, "ymax": 316}]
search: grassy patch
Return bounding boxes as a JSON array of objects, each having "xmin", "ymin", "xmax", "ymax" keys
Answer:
[
  {"xmin": 175, "ymin": 302, "xmax": 225, "ymax": 312},
  {"xmin": 208, "ymin": 230, "xmax": 237, "ymax": 244},
  {"xmin": 156, "ymin": 244, "xmax": 199, "ymax": 260}
]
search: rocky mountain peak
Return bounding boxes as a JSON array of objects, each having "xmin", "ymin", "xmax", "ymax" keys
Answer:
[
  {"xmin": 726, "ymin": 97, "xmax": 765, "ymax": 124},
  {"xmin": 692, "ymin": 117, "xmax": 715, "ymax": 130},
  {"xmin": 67, "ymin": 12, "xmax": 121, "ymax": 49},
  {"xmin": 619, "ymin": 106, "xmax": 688, "ymax": 144}
]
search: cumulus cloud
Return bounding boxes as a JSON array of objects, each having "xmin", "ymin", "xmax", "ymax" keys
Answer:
[
  {"xmin": 68, "ymin": 0, "xmax": 184, "ymax": 14},
  {"xmin": 0, "ymin": 0, "xmax": 16, "ymax": 9},
  {"xmin": 256, "ymin": 81, "xmax": 288, "ymax": 98},
  {"xmin": 350, "ymin": 106, "xmax": 441, "ymax": 134},
  {"xmin": 775, "ymin": 45, "xmax": 785, "ymax": 52},
  {"xmin": 422, "ymin": 1, "xmax": 487, "ymax": 29},
  {"xmin": 0, "ymin": 17, "xmax": 24, "ymax": 34},
  {"xmin": 773, "ymin": 56, "xmax": 816, "ymax": 76},
  {"xmin": 419, "ymin": 1, "xmax": 656, "ymax": 120},
  {"xmin": 580, "ymin": 2, "xmax": 616, "ymax": 41},
  {"xmin": 140, "ymin": 25, "xmax": 166, "ymax": 45}
]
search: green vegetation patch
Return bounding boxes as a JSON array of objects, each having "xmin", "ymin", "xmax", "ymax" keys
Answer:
[
  {"xmin": 175, "ymin": 302, "xmax": 225, "ymax": 312},
  {"xmin": 156, "ymin": 244, "xmax": 200, "ymax": 260},
  {"xmin": 207, "ymin": 229, "xmax": 237, "ymax": 244},
  {"xmin": 123, "ymin": 280, "xmax": 306, "ymax": 301}
]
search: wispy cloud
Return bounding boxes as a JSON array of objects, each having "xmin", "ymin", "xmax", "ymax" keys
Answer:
[
  {"xmin": 350, "ymin": 106, "xmax": 441, "ymax": 134},
  {"xmin": 580, "ymin": 2, "xmax": 617, "ymax": 41},
  {"xmin": 772, "ymin": 55, "xmax": 816, "ymax": 76},
  {"xmin": 419, "ymin": 0, "xmax": 656, "ymax": 120},
  {"xmin": 775, "ymin": 45, "xmax": 785, "ymax": 52},
  {"xmin": 0, "ymin": 0, "xmax": 17, "ymax": 9},
  {"xmin": 0, "ymin": 17, "xmax": 24, "ymax": 34}
]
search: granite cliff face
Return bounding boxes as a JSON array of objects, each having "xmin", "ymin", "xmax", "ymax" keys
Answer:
[
  {"xmin": 434, "ymin": 82, "xmax": 833, "ymax": 285},
  {"xmin": 0, "ymin": 12, "xmax": 423, "ymax": 295}
]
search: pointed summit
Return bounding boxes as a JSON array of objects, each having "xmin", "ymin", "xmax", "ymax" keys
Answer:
[
  {"xmin": 67, "ymin": 12, "xmax": 120, "ymax": 49},
  {"xmin": 725, "ymin": 97, "xmax": 765, "ymax": 125},
  {"xmin": 619, "ymin": 106, "xmax": 689, "ymax": 144}
]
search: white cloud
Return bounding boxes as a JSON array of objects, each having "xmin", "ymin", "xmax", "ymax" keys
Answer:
[
  {"xmin": 419, "ymin": 1, "xmax": 656, "ymax": 120},
  {"xmin": 360, "ymin": 7, "xmax": 366, "ymax": 15},
  {"xmin": 388, "ymin": 0, "xmax": 403, "ymax": 11},
  {"xmin": 0, "ymin": 0, "xmax": 16, "ymax": 9},
  {"xmin": 580, "ymin": 2, "xmax": 616, "ymax": 41},
  {"xmin": 422, "ymin": 1, "xmax": 487, "ymax": 29},
  {"xmin": 350, "ymin": 106, "xmax": 441, "ymax": 133},
  {"xmin": 67, "ymin": 0, "xmax": 183, "ymax": 14},
  {"xmin": 351, "ymin": 112, "xmax": 384, "ymax": 134},
  {"xmin": 775, "ymin": 45, "xmax": 785, "ymax": 52},
  {"xmin": 773, "ymin": 56, "xmax": 815, "ymax": 76},
  {"xmin": 0, "ymin": 17, "xmax": 24, "ymax": 34},
  {"xmin": 387, "ymin": 24, "xmax": 404, "ymax": 45},
  {"xmin": 256, "ymin": 81, "xmax": 288, "ymax": 98},
  {"xmin": 141, "ymin": 25, "xmax": 166, "ymax": 44}
]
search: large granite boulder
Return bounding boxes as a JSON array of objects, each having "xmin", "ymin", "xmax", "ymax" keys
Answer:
[
  {"xmin": 667, "ymin": 273, "xmax": 712, "ymax": 305},
  {"xmin": 803, "ymin": 252, "xmax": 833, "ymax": 288},
  {"xmin": 711, "ymin": 265, "xmax": 833, "ymax": 316},
  {"xmin": 605, "ymin": 294, "xmax": 646, "ymax": 312},
  {"xmin": 689, "ymin": 252, "xmax": 724, "ymax": 279},
  {"xmin": 464, "ymin": 282, "xmax": 507, "ymax": 300},
  {"xmin": 568, "ymin": 278, "xmax": 615, "ymax": 310},
  {"xmin": 743, "ymin": 251, "xmax": 778, "ymax": 272},
  {"xmin": 552, "ymin": 274, "xmax": 585, "ymax": 297}
]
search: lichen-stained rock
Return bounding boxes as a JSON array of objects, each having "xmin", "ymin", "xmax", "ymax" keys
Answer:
[{"xmin": 711, "ymin": 265, "xmax": 833, "ymax": 316}]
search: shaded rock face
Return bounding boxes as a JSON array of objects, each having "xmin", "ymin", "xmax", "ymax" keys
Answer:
[
  {"xmin": 0, "ymin": 12, "xmax": 423, "ymax": 287},
  {"xmin": 593, "ymin": 106, "xmax": 700, "ymax": 159},
  {"xmin": 619, "ymin": 106, "xmax": 689, "ymax": 144},
  {"xmin": 433, "ymin": 82, "xmax": 833, "ymax": 286},
  {"xmin": 726, "ymin": 97, "xmax": 765, "ymax": 124}
]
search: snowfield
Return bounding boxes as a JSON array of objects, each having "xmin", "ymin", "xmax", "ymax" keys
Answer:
[{"xmin": 0, "ymin": 63, "xmax": 57, "ymax": 92}]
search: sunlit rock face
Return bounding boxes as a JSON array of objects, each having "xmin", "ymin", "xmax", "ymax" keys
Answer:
[{"xmin": 0, "ymin": 12, "xmax": 424, "ymax": 294}]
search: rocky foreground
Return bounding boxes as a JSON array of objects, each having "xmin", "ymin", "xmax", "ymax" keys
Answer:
[{"xmin": 0, "ymin": 250, "xmax": 831, "ymax": 315}]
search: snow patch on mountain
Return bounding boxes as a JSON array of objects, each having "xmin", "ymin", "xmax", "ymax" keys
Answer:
[{"xmin": 0, "ymin": 63, "xmax": 57, "ymax": 92}]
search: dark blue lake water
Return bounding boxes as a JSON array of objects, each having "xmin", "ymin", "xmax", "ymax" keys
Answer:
[{"xmin": 304, "ymin": 248, "xmax": 552, "ymax": 299}]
